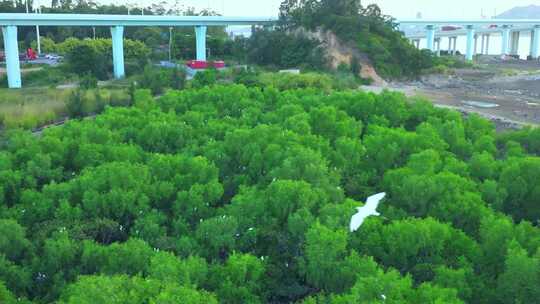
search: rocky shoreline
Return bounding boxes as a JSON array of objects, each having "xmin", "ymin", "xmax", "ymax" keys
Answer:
[{"xmin": 363, "ymin": 56, "xmax": 540, "ymax": 131}]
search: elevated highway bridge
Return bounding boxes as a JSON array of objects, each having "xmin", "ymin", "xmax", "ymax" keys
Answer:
[
  {"xmin": 0, "ymin": 13, "xmax": 276, "ymax": 88},
  {"xmin": 398, "ymin": 19, "xmax": 540, "ymax": 61},
  {"xmin": 2, "ymin": 14, "xmax": 540, "ymax": 88}
]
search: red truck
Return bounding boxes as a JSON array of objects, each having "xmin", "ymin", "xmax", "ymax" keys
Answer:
[
  {"xmin": 186, "ymin": 60, "xmax": 208, "ymax": 69},
  {"xmin": 1, "ymin": 49, "xmax": 37, "ymax": 61},
  {"xmin": 213, "ymin": 61, "xmax": 225, "ymax": 68},
  {"xmin": 26, "ymin": 48, "xmax": 37, "ymax": 60},
  {"xmin": 186, "ymin": 60, "xmax": 225, "ymax": 69}
]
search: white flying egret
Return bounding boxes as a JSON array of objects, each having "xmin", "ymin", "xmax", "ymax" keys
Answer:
[{"xmin": 350, "ymin": 192, "xmax": 386, "ymax": 232}]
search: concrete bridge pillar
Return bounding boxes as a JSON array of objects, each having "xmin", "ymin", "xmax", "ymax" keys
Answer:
[
  {"xmin": 466, "ymin": 25, "xmax": 475, "ymax": 61},
  {"xmin": 531, "ymin": 26, "xmax": 540, "ymax": 59},
  {"xmin": 480, "ymin": 34, "xmax": 491, "ymax": 55},
  {"xmin": 474, "ymin": 34, "xmax": 479, "ymax": 55},
  {"xmin": 447, "ymin": 37, "xmax": 457, "ymax": 55},
  {"xmin": 435, "ymin": 38, "xmax": 441, "ymax": 56},
  {"xmin": 426, "ymin": 25, "xmax": 435, "ymax": 52},
  {"xmin": 195, "ymin": 25, "xmax": 207, "ymax": 61},
  {"xmin": 510, "ymin": 31, "xmax": 520, "ymax": 56},
  {"xmin": 110, "ymin": 26, "xmax": 125, "ymax": 79},
  {"xmin": 501, "ymin": 26, "xmax": 511, "ymax": 55},
  {"xmin": 480, "ymin": 35, "xmax": 485, "ymax": 54},
  {"xmin": 1, "ymin": 26, "xmax": 22, "ymax": 89}
]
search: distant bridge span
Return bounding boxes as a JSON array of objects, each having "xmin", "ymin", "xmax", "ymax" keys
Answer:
[
  {"xmin": 2, "ymin": 14, "xmax": 540, "ymax": 89},
  {"xmin": 0, "ymin": 13, "xmax": 276, "ymax": 27},
  {"xmin": 0, "ymin": 13, "xmax": 277, "ymax": 88},
  {"xmin": 397, "ymin": 19, "xmax": 540, "ymax": 61}
]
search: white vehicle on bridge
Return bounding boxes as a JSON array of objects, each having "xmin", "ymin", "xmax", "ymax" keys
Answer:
[{"xmin": 44, "ymin": 54, "xmax": 62, "ymax": 61}]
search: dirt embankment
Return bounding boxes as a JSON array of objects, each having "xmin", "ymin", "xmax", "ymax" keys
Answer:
[{"xmin": 293, "ymin": 28, "xmax": 387, "ymax": 86}]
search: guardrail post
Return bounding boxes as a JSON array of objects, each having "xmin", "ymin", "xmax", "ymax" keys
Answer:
[
  {"xmin": 110, "ymin": 26, "xmax": 125, "ymax": 79},
  {"xmin": 1, "ymin": 26, "xmax": 22, "ymax": 88},
  {"xmin": 195, "ymin": 26, "xmax": 207, "ymax": 61},
  {"xmin": 466, "ymin": 25, "xmax": 475, "ymax": 61}
]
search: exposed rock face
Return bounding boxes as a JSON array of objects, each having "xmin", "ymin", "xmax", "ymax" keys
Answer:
[{"xmin": 293, "ymin": 27, "xmax": 387, "ymax": 86}]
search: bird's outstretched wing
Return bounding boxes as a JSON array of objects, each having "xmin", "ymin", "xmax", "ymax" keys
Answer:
[
  {"xmin": 350, "ymin": 211, "xmax": 367, "ymax": 232},
  {"xmin": 350, "ymin": 193, "xmax": 386, "ymax": 232},
  {"xmin": 364, "ymin": 192, "xmax": 386, "ymax": 210}
]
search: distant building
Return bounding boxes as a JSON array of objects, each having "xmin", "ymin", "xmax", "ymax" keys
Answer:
[{"xmin": 416, "ymin": 12, "xmax": 422, "ymax": 19}]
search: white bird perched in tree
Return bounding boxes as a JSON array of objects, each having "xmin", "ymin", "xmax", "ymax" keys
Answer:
[{"xmin": 350, "ymin": 192, "xmax": 386, "ymax": 232}]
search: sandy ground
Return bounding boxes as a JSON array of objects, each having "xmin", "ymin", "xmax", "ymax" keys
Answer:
[{"xmin": 363, "ymin": 56, "xmax": 540, "ymax": 130}]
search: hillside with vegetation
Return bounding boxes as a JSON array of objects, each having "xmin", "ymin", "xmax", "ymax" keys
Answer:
[
  {"xmin": 278, "ymin": 0, "xmax": 436, "ymax": 78},
  {"xmin": 497, "ymin": 5, "xmax": 540, "ymax": 19},
  {"xmin": 0, "ymin": 72, "xmax": 539, "ymax": 303}
]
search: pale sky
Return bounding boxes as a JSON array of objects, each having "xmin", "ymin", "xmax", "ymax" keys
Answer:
[{"xmin": 116, "ymin": 0, "xmax": 540, "ymax": 18}]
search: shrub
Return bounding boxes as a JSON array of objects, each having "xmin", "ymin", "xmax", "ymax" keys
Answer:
[
  {"xmin": 80, "ymin": 73, "xmax": 98, "ymax": 90},
  {"xmin": 31, "ymin": 37, "xmax": 57, "ymax": 54},
  {"xmin": 247, "ymin": 29, "xmax": 328, "ymax": 70},
  {"xmin": 337, "ymin": 62, "xmax": 351, "ymax": 74},
  {"xmin": 66, "ymin": 89, "xmax": 85, "ymax": 118},
  {"xmin": 0, "ymin": 74, "xmax": 7, "ymax": 88},
  {"xmin": 234, "ymin": 68, "xmax": 261, "ymax": 88},
  {"xmin": 134, "ymin": 89, "xmax": 154, "ymax": 111},
  {"xmin": 171, "ymin": 66, "xmax": 187, "ymax": 90},
  {"xmin": 61, "ymin": 38, "xmax": 150, "ymax": 79},
  {"xmin": 134, "ymin": 65, "xmax": 187, "ymax": 95},
  {"xmin": 67, "ymin": 43, "xmax": 109, "ymax": 79},
  {"xmin": 351, "ymin": 57, "xmax": 361, "ymax": 77},
  {"xmin": 257, "ymin": 72, "xmax": 334, "ymax": 91},
  {"xmin": 192, "ymin": 69, "xmax": 218, "ymax": 88},
  {"xmin": 128, "ymin": 81, "xmax": 137, "ymax": 106},
  {"xmin": 138, "ymin": 65, "xmax": 172, "ymax": 95},
  {"xmin": 93, "ymin": 89, "xmax": 107, "ymax": 113},
  {"xmin": 108, "ymin": 90, "xmax": 130, "ymax": 107}
]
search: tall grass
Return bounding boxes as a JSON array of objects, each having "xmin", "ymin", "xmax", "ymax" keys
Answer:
[
  {"xmin": 0, "ymin": 88, "xmax": 70, "ymax": 129},
  {"xmin": 0, "ymin": 87, "xmax": 130, "ymax": 130}
]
